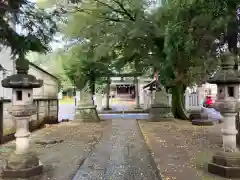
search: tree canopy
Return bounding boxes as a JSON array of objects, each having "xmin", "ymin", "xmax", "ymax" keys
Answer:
[
  {"xmin": 39, "ymin": 0, "xmax": 240, "ymax": 119},
  {"xmin": 58, "ymin": 0, "xmax": 226, "ymax": 85},
  {"xmin": 0, "ymin": 0, "xmax": 61, "ymax": 57}
]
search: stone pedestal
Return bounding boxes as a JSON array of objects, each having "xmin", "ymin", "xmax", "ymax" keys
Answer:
[
  {"xmin": 103, "ymin": 94, "xmax": 111, "ymax": 110},
  {"xmin": 2, "ymin": 102, "xmax": 43, "ymax": 179},
  {"xmin": 95, "ymin": 94, "xmax": 103, "ymax": 111},
  {"xmin": 208, "ymin": 152, "xmax": 240, "ymax": 178},
  {"xmin": 149, "ymin": 89, "xmax": 173, "ymax": 121},
  {"xmin": 3, "ymin": 115, "xmax": 43, "ymax": 178},
  {"xmin": 221, "ymin": 111, "xmax": 238, "ymax": 152},
  {"xmin": 76, "ymin": 105, "xmax": 100, "ymax": 122},
  {"xmin": 75, "ymin": 87, "xmax": 100, "ymax": 122},
  {"xmin": 1, "ymin": 57, "xmax": 44, "ymax": 179},
  {"xmin": 3, "ymin": 151, "xmax": 43, "ymax": 178}
]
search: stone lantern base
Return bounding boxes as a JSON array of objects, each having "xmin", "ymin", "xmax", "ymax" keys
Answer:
[
  {"xmin": 191, "ymin": 114, "xmax": 222, "ymax": 126},
  {"xmin": 192, "ymin": 119, "xmax": 219, "ymax": 126},
  {"xmin": 149, "ymin": 104, "xmax": 174, "ymax": 121},
  {"xmin": 208, "ymin": 151, "xmax": 240, "ymax": 178},
  {"xmin": 2, "ymin": 151, "xmax": 43, "ymax": 178},
  {"xmin": 103, "ymin": 107, "xmax": 112, "ymax": 111},
  {"xmin": 134, "ymin": 105, "xmax": 143, "ymax": 110},
  {"xmin": 148, "ymin": 89, "xmax": 174, "ymax": 121},
  {"xmin": 75, "ymin": 105, "xmax": 100, "ymax": 122}
]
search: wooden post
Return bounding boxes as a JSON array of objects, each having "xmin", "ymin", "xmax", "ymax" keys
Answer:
[
  {"xmin": 48, "ymin": 100, "xmax": 50, "ymax": 118},
  {"xmin": 134, "ymin": 77, "xmax": 141, "ymax": 109},
  {"xmin": 0, "ymin": 101, "xmax": 3, "ymax": 144},
  {"xmin": 105, "ymin": 77, "xmax": 111, "ymax": 110},
  {"xmin": 36, "ymin": 100, "xmax": 39, "ymax": 123}
]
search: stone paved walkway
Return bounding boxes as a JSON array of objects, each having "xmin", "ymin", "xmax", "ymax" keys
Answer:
[{"xmin": 73, "ymin": 119, "xmax": 161, "ymax": 180}]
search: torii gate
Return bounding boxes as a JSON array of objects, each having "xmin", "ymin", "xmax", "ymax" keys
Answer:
[{"xmin": 103, "ymin": 72, "xmax": 143, "ymax": 110}]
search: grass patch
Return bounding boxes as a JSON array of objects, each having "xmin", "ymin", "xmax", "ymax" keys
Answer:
[
  {"xmin": 195, "ymin": 151, "xmax": 213, "ymax": 171},
  {"xmin": 195, "ymin": 151, "xmax": 225, "ymax": 180},
  {"xmin": 59, "ymin": 99, "xmax": 75, "ymax": 105}
]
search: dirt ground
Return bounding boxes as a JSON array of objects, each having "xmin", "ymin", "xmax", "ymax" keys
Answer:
[
  {"xmin": 0, "ymin": 120, "xmax": 109, "ymax": 180},
  {"xmin": 138, "ymin": 119, "xmax": 237, "ymax": 180}
]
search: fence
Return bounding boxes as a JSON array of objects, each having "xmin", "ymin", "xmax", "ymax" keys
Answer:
[
  {"xmin": 142, "ymin": 91, "xmax": 201, "ymax": 111},
  {"xmin": 0, "ymin": 98, "xmax": 58, "ymax": 144},
  {"xmin": 94, "ymin": 94, "xmax": 114, "ymax": 111},
  {"xmin": 93, "ymin": 91, "xmax": 201, "ymax": 112},
  {"xmin": 184, "ymin": 93, "xmax": 201, "ymax": 111}
]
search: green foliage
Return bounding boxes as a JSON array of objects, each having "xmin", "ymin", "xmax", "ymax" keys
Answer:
[
  {"xmin": 0, "ymin": 0, "xmax": 61, "ymax": 57},
  {"xmin": 27, "ymin": 52, "xmax": 52, "ymax": 66},
  {"xmin": 151, "ymin": 0, "xmax": 237, "ymax": 87},
  {"xmin": 95, "ymin": 77, "xmax": 108, "ymax": 93},
  {"xmin": 60, "ymin": 0, "xmax": 156, "ymax": 72},
  {"xmin": 61, "ymin": 44, "xmax": 111, "ymax": 90},
  {"xmin": 49, "ymin": 0, "xmax": 239, "ymax": 91},
  {"xmin": 45, "ymin": 0, "xmax": 239, "ymax": 120},
  {"xmin": 58, "ymin": 0, "xmax": 221, "ymax": 88}
]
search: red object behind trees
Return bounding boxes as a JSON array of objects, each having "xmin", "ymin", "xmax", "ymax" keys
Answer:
[{"xmin": 206, "ymin": 96, "xmax": 214, "ymax": 106}]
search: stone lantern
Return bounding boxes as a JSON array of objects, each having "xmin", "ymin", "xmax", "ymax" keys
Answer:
[
  {"xmin": 1, "ymin": 57, "xmax": 43, "ymax": 178},
  {"xmin": 207, "ymin": 51, "xmax": 240, "ymax": 178}
]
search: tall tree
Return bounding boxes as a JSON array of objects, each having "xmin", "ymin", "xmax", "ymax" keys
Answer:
[
  {"xmin": 62, "ymin": 44, "xmax": 113, "ymax": 94},
  {"xmin": 153, "ymin": 0, "xmax": 240, "ymax": 119},
  {"xmin": 0, "ymin": 0, "xmax": 60, "ymax": 57},
  {"xmin": 51, "ymin": 0, "xmax": 239, "ymax": 119}
]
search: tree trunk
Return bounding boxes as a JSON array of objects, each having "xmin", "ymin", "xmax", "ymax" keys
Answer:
[
  {"xmin": 171, "ymin": 85, "xmax": 189, "ymax": 120},
  {"xmin": 90, "ymin": 73, "xmax": 95, "ymax": 95}
]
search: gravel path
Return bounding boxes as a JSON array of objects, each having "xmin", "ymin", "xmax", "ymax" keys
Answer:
[
  {"xmin": 73, "ymin": 119, "xmax": 161, "ymax": 180},
  {"xmin": 0, "ymin": 121, "xmax": 107, "ymax": 180},
  {"xmin": 139, "ymin": 119, "xmax": 227, "ymax": 180}
]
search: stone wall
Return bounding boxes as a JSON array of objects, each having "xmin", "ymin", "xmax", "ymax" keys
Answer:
[{"xmin": 0, "ymin": 99, "xmax": 58, "ymax": 143}]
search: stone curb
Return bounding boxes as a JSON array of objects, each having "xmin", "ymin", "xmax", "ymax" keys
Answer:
[
  {"xmin": 98, "ymin": 110, "xmax": 149, "ymax": 114},
  {"xmin": 137, "ymin": 120, "xmax": 163, "ymax": 180}
]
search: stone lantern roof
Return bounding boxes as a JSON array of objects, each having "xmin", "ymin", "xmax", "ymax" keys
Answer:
[
  {"xmin": 208, "ymin": 51, "xmax": 240, "ymax": 84},
  {"xmin": 2, "ymin": 74, "xmax": 43, "ymax": 89},
  {"xmin": 1, "ymin": 57, "xmax": 43, "ymax": 89}
]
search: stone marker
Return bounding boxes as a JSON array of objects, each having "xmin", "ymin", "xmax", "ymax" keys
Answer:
[
  {"xmin": 149, "ymin": 85, "xmax": 173, "ymax": 121},
  {"xmin": 207, "ymin": 51, "xmax": 240, "ymax": 178},
  {"xmin": 75, "ymin": 84, "xmax": 100, "ymax": 122},
  {"xmin": 134, "ymin": 77, "xmax": 142, "ymax": 109},
  {"xmin": 1, "ymin": 57, "xmax": 43, "ymax": 178},
  {"xmin": 103, "ymin": 77, "xmax": 111, "ymax": 110},
  {"xmin": 95, "ymin": 94, "xmax": 103, "ymax": 111}
]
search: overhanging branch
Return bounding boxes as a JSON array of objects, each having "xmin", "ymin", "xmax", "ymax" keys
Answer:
[
  {"xmin": 112, "ymin": 0, "xmax": 136, "ymax": 21},
  {"xmin": 94, "ymin": 0, "xmax": 125, "ymax": 15}
]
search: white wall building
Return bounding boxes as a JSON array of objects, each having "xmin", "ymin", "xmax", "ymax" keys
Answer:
[{"xmin": 0, "ymin": 48, "xmax": 59, "ymax": 100}]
